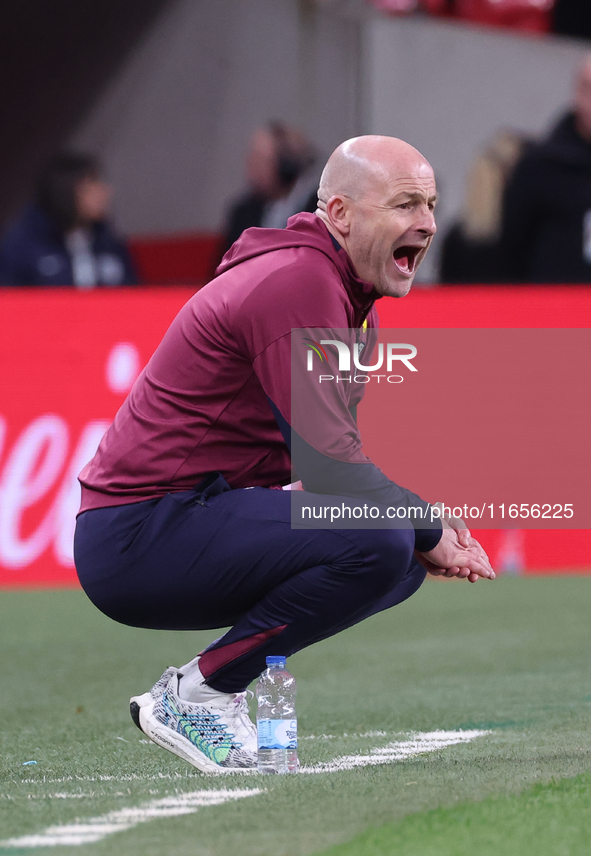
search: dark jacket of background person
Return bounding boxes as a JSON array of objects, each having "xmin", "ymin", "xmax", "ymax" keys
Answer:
[
  {"xmin": 223, "ymin": 123, "xmax": 320, "ymax": 254},
  {"xmin": 440, "ymin": 130, "xmax": 530, "ymax": 283},
  {"xmin": 0, "ymin": 204, "xmax": 137, "ymax": 286},
  {"xmin": 501, "ymin": 113, "xmax": 591, "ymax": 283},
  {"xmin": 440, "ymin": 224, "xmax": 506, "ymax": 283},
  {"xmin": 0, "ymin": 152, "xmax": 137, "ymax": 287},
  {"xmin": 224, "ymin": 190, "xmax": 318, "ymax": 253}
]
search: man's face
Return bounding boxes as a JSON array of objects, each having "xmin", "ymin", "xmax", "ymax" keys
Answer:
[
  {"xmin": 343, "ymin": 160, "xmax": 437, "ymax": 297},
  {"xmin": 75, "ymin": 176, "xmax": 112, "ymax": 224},
  {"xmin": 247, "ymin": 130, "xmax": 281, "ymax": 199}
]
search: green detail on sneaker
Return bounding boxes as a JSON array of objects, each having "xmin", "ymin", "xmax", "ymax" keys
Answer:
[
  {"xmin": 178, "ymin": 715, "xmax": 233, "ymax": 765},
  {"xmin": 163, "ymin": 692, "xmax": 235, "ymax": 766}
]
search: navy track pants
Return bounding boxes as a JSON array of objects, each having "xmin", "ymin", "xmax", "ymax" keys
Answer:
[{"xmin": 74, "ymin": 474, "xmax": 426, "ymax": 693}]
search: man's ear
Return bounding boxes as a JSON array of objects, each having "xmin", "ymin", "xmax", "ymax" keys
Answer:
[{"xmin": 325, "ymin": 195, "xmax": 352, "ymax": 236}]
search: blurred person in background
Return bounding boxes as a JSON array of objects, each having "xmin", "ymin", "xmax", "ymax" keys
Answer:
[
  {"xmin": 222, "ymin": 122, "xmax": 320, "ymax": 253},
  {"xmin": 500, "ymin": 54, "xmax": 591, "ymax": 283},
  {"xmin": 0, "ymin": 152, "xmax": 137, "ymax": 287},
  {"xmin": 440, "ymin": 129, "xmax": 531, "ymax": 283}
]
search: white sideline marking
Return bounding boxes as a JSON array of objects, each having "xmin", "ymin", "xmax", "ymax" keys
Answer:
[
  {"xmin": 15, "ymin": 730, "xmax": 490, "ymax": 784},
  {"xmin": 13, "ymin": 730, "xmax": 490, "ymax": 786},
  {"xmin": 0, "ymin": 788, "xmax": 262, "ymax": 849},
  {"xmin": 2, "ymin": 730, "xmax": 490, "ymax": 847},
  {"xmin": 304, "ymin": 730, "xmax": 387, "ymax": 741},
  {"xmin": 19, "ymin": 772, "xmax": 208, "ymax": 784},
  {"xmin": 300, "ymin": 730, "xmax": 489, "ymax": 774}
]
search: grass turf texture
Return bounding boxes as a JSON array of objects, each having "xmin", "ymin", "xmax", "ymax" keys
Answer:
[
  {"xmin": 0, "ymin": 576, "xmax": 589, "ymax": 855},
  {"xmin": 317, "ymin": 770, "xmax": 591, "ymax": 856}
]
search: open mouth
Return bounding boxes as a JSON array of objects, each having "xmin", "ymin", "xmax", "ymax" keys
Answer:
[{"xmin": 393, "ymin": 246, "xmax": 421, "ymax": 275}]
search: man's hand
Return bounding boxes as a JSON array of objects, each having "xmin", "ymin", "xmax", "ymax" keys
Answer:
[
  {"xmin": 432, "ymin": 501, "xmax": 471, "ymax": 548},
  {"xmin": 417, "ymin": 513, "xmax": 495, "ymax": 583}
]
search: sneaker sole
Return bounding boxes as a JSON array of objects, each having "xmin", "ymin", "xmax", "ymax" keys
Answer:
[
  {"xmin": 130, "ymin": 700, "xmax": 143, "ymax": 732},
  {"xmin": 132, "ymin": 699, "xmax": 248, "ymax": 775}
]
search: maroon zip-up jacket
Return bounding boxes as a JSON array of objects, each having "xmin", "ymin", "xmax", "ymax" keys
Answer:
[{"xmin": 79, "ymin": 213, "xmax": 440, "ymax": 551}]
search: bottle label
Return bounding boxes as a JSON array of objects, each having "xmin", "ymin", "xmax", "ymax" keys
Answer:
[{"xmin": 257, "ymin": 719, "xmax": 297, "ymax": 750}]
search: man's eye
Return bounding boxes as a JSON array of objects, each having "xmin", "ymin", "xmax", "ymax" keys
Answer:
[{"xmin": 397, "ymin": 203, "xmax": 411, "ymax": 210}]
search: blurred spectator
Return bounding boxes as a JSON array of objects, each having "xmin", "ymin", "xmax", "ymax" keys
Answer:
[
  {"xmin": 0, "ymin": 153, "xmax": 137, "ymax": 287},
  {"xmin": 501, "ymin": 55, "xmax": 591, "ymax": 283},
  {"xmin": 440, "ymin": 130, "xmax": 531, "ymax": 283},
  {"xmin": 223, "ymin": 122, "xmax": 320, "ymax": 253}
]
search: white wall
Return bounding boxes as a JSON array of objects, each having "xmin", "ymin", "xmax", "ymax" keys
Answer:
[
  {"xmin": 365, "ymin": 17, "xmax": 589, "ymax": 280},
  {"xmin": 71, "ymin": 0, "xmax": 363, "ymax": 235}
]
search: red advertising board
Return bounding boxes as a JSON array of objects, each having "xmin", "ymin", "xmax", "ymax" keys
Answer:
[
  {"xmin": 0, "ymin": 285, "xmax": 589, "ymax": 587},
  {"xmin": 0, "ymin": 288, "xmax": 194, "ymax": 587},
  {"xmin": 374, "ymin": 286, "xmax": 591, "ymax": 574}
]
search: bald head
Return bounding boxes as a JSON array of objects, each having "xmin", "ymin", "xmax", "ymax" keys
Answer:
[
  {"xmin": 314, "ymin": 135, "xmax": 437, "ymax": 298},
  {"xmin": 317, "ymin": 136, "xmax": 432, "ymax": 208}
]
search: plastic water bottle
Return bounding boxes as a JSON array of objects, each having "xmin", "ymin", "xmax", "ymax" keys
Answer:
[{"xmin": 256, "ymin": 655, "xmax": 298, "ymax": 774}]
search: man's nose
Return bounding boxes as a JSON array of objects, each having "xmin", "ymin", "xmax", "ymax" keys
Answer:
[{"xmin": 415, "ymin": 206, "xmax": 437, "ymax": 236}]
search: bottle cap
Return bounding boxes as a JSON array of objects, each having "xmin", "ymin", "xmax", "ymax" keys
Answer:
[{"xmin": 266, "ymin": 655, "xmax": 286, "ymax": 666}]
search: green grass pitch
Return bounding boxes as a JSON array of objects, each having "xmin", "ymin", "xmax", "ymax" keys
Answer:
[{"xmin": 0, "ymin": 576, "xmax": 590, "ymax": 855}]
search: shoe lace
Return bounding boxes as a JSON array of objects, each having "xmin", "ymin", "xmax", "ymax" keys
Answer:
[
  {"xmin": 230, "ymin": 690, "xmax": 257, "ymax": 742},
  {"xmin": 163, "ymin": 693, "xmax": 239, "ymax": 753}
]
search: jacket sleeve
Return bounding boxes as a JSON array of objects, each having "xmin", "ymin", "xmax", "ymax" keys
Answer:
[{"xmin": 253, "ymin": 326, "xmax": 442, "ymax": 553}]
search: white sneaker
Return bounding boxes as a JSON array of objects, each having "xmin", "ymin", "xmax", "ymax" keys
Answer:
[
  {"xmin": 131, "ymin": 674, "xmax": 257, "ymax": 773},
  {"xmin": 130, "ymin": 666, "xmax": 180, "ymax": 710}
]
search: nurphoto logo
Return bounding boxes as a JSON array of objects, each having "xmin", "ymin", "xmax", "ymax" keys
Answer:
[{"xmin": 304, "ymin": 338, "xmax": 417, "ymax": 384}]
